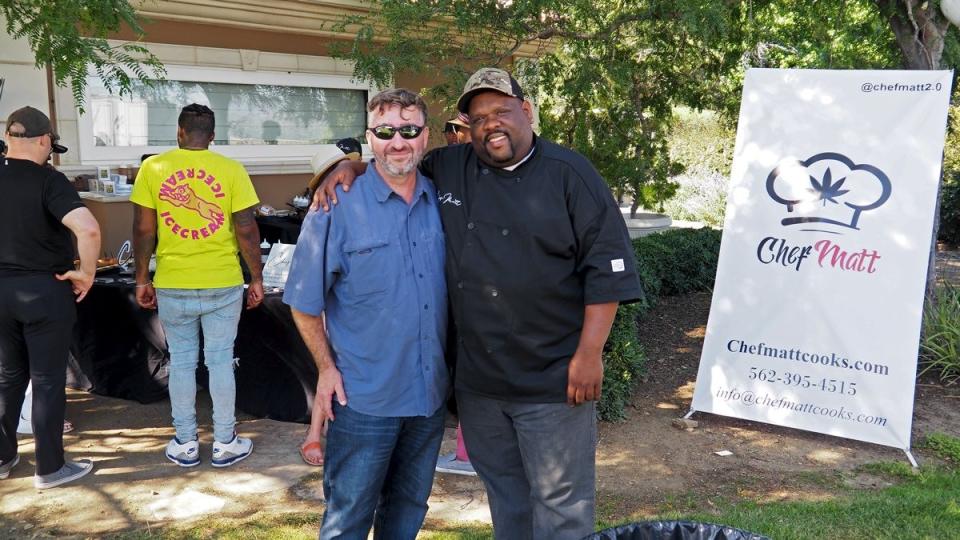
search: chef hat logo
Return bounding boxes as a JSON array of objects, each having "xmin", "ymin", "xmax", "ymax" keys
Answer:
[{"xmin": 765, "ymin": 152, "xmax": 891, "ymax": 232}]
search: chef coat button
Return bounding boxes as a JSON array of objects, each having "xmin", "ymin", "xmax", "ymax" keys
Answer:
[
  {"xmin": 424, "ymin": 304, "xmax": 429, "ymax": 310},
  {"xmin": 485, "ymin": 348, "xmax": 492, "ymax": 354},
  {"xmin": 491, "ymin": 289, "xmax": 499, "ymax": 297},
  {"xmin": 501, "ymin": 228, "xmax": 509, "ymax": 236},
  {"xmin": 412, "ymin": 241, "xmax": 417, "ymax": 246},
  {"xmin": 481, "ymin": 168, "xmax": 489, "ymax": 175},
  {"xmin": 457, "ymin": 281, "xmax": 463, "ymax": 289},
  {"xmin": 467, "ymin": 222, "xmax": 475, "ymax": 230}
]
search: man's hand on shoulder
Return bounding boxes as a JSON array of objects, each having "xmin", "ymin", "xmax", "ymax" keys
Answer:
[{"xmin": 311, "ymin": 160, "xmax": 367, "ymax": 212}]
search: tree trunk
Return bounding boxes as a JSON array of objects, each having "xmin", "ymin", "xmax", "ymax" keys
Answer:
[
  {"xmin": 874, "ymin": 0, "xmax": 953, "ymax": 340},
  {"xmin": 876, "ymin": 0, "xmax": 951, "ymax": 69}
]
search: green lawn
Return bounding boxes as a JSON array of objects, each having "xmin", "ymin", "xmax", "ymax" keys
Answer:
[
  {"xmin": 107, "ymin": 468, "xmax": 959, "ymax": 540},
  {"xmin": 18, "ymin": 433, "xmax": 960, "ymax": 540},
  {"xmin": 662, "ymin": 466, "xmax": 960, "ymax": 540}
]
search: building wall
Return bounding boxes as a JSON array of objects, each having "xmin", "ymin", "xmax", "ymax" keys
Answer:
[
  {"xmin": 0, "ymin": 17, "xmax": 50, "ymax": 134},
  {"xmin": 110, "ymin": 18, "xmax": 455, "ymax": 147},
  {"xmin": 1, "ymin": 7, "xmax": 532, "ymax": 216}
]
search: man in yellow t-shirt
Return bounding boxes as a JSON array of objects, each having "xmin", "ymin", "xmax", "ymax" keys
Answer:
[{"xmin": 130, "ymin": 104, "xmax": 264, "ymax": 468}]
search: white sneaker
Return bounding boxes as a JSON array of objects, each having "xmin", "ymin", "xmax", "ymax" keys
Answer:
[
  {"xmin": 34, "ymin": 459, "xmax": 93, "ymax": 489},
  {"xmin": 0, "ymin": 455, "xmax": 19, "ymax": 479},
  {"xmin": 212, "ymin": 434, "xmax": 252, "ymax": 468},
  {"xmin": 435, "ymin": 452, "xmax": 478, "ymax": 476},
  {"xmin": 165, "ymin": 437, "xmax": 200, "ymax": 467},
  {"xmin": 17, "ymin": 415, "xmax": 31, "ymax": 435}
]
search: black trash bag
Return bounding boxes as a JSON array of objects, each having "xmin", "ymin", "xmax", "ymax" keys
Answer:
[{"xmin": 583, "ymin": 520, "xmax": 771, "ymax": 540}]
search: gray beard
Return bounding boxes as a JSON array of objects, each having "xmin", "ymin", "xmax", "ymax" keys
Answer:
[
  {"xmin": 381, "ymin": 158, "xmax": 417, "ymax": 177},
  {"xmin": 379, "ymin": 150, "xmax": 423, "ymax": 177}
]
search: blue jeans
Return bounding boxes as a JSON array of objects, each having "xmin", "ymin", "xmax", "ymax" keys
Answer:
[
  {"xmin": 320, "ymin": 402, "xmax": 445, "ymax": 540},
  {"xmin": 156, "ymin": 286, "xmax": 242, "ymax": 444}
]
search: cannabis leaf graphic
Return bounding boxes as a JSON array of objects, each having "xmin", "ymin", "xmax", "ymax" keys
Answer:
[{"xmin": 808, "ymin": 168, "xmax": 849, "ymax": 206}]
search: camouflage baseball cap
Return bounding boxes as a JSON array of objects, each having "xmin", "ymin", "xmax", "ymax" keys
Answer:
[{"xmin": 456, "ymin": 67, "xmax": 525, "ymax": 114}]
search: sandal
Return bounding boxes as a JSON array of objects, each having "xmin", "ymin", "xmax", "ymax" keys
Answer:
[
  {"xmin": 16, "ymin": 419, "xmax": 74, "ymax": 435},
  {"xmin": 299, "ymin": 440, "xmax": 324, "ymax": 466}
]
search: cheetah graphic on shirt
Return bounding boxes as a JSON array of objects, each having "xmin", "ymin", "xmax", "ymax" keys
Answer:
[{"xmin": 159, "ymin": 183, "xmax": 225, "ymax": 227}]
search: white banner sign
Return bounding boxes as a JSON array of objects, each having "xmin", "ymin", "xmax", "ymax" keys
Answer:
[{"xmin": 691, "ymin": 69, "xmax": 952, "ymax": 450}]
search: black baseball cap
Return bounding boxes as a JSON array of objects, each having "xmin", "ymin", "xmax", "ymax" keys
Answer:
[
  {"xmin": 336, "ymin": 137, "xmax": 362, "ymax": 156},
  {"xmin": 5, "ymin": 106, "xmax": 67, "ymax": 154}
]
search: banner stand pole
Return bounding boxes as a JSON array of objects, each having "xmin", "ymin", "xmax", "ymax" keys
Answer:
[
  {"xmin": 682, "ymin": 409, "xmax": 696, "ymax": 420},
  {"xmin": 904, "ymin": 449, "xmax": 919, "ymax": 469}
]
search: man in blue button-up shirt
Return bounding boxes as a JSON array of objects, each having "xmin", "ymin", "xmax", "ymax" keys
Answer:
[{"xmin": 284, "ymin": 89, "xmax": 448, "ymax": 539}]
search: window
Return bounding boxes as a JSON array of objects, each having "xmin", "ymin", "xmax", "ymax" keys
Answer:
[{"xmin": 78, "ymin": 65, "xmax": 375, "ymax": 167}]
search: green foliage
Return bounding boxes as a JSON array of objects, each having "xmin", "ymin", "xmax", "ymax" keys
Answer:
[
  {"xmin": 0, "ymin": 0, "xmax": 165, "ymax": 113},
  {"xmin": 669, "ymin": 108, "xmax": 736, "ymax": 176},
  {"xmin": 924, "ymin": 432, "xmax": 960, "ymax": 464},
  {"xmin": 599, "ymin": 302, "xmax": 646, "ymax": 422},
  {"xmin": 659, "ymin": 172, "xmax": 729, "ymax": 227},
  {"xmin": 328, "ymin": 1, "xmax": 749, "ymax": 213},
  {"xmin": 939, "ymin": 180, "xmax": 960, "ymax": 245},
  {"xmin": 745, "ymin": 1, "xmax": 899, "ymax": 68},
  {"xmin": 632, "ymin": 228, "xmax": 723, "ymax": 302},
  {"xmin": 325, "ymin": 1, "xmax": 943, "ymax": 214},
  {"xmin": 534, "ymin": 1, "xmax": 739, "ymax": 213},
  {"xmin": 696, "ymin": 0, "xmax": 905, "ymax": 116},
  {"xmin": 661, "ymin": 108, "xmax": 735, "ymax": 226},
  {"xmin": 921, "ymin": 284, "xmax": 960, "ymax": 386},
  {"xmin": 858, "ymin": 460, "xmax": 917, "ymax": 480},
  {"xmin": 939, "ymin": 88, "xmax": 960, "ymax": 245},
  {"xmin": 599, "ymin": 228, "xmax": 722, "ymax": 421}
]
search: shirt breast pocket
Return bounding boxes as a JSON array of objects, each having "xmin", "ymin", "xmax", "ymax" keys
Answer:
[{"xmin": 343, "ymin": 237, "xmax": 398, "ymax": 298}]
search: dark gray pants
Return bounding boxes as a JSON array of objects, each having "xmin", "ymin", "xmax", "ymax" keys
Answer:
[{"xmin": 457, "ymin": 392, "xmax": 597, "ymax": 540}]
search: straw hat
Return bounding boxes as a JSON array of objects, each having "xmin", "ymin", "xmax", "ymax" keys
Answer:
[
  {"xmin": 446, "ymin": 116, "xmax": 470, "ymax": 129},
  {"xmin": 308, "ymin": 146, "xmax": 361, "ymax": 190}
]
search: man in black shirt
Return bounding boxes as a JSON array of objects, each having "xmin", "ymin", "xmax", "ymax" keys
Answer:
[
  {"xmin": 0, "ymin": 106, "xmax": 101, "ymax": 488},
  {"xmin": 318, "ymin": 68, "xmax": 642, "ymax": 539}
]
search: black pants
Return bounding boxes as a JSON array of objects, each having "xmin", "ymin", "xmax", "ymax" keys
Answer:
[{"xmin": 0, "ymin": 274, "xmax": 76, "ymax": 475}]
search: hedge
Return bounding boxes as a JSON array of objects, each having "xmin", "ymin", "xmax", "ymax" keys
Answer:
[{"xmin": 599, "ymin": 227, "xmax": 722, "ymax": 421}]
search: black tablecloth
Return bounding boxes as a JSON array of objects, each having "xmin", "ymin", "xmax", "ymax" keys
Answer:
[
  {"xmin": 68, "ymin": 282, "xmax": 316, "ymax": 423},
  {"xmin": 68, "ymin": 281, "xmax": 169, "ymax": 404},
  {"xmin": 256, "ymin": 215, "xmax": 303, "ymax": 245},
  {"xmin": 234, "ymin": 291, "xmax": 317, "ymax": 422}
]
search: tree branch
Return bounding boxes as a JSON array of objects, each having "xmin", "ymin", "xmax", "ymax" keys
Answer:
[{"xmin": 522, "ymin": 13, "xmax": 646, "ymax": 42}]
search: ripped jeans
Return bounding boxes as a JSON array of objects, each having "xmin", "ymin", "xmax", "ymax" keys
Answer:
[{"xmin": 156, "ymin": 286, "xmax": 242, "ymax": 444}]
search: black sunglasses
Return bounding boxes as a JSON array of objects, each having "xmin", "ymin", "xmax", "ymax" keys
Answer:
[{"xmin": 367, "ymin": 124, "xmax": 424, "ymax": 140}]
